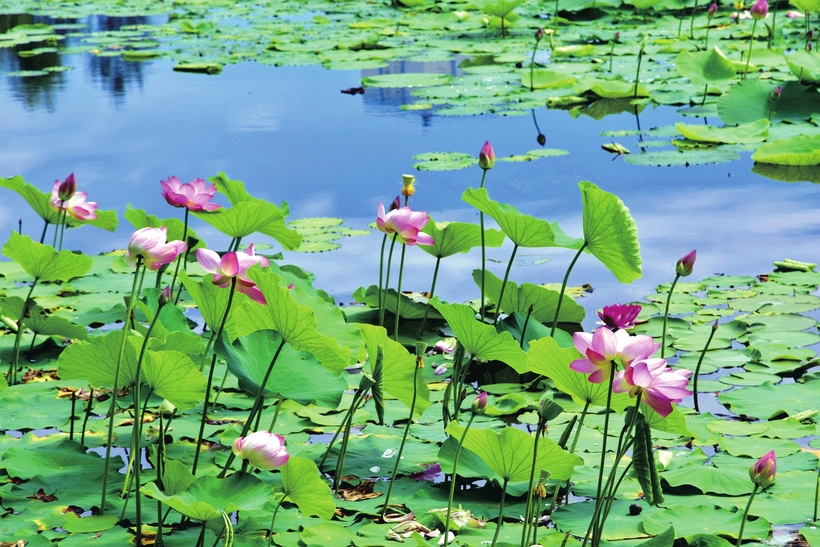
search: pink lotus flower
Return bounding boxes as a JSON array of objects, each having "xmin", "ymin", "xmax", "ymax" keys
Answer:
[
  {"xmin": 161, "ymin": 176, "xmax": 221, "ymax": 212},
  {"xmin": 232, "ymin": 431, "xmax": 289, "ymax": 469},
  {"xmin": 707, "ymin": 2, "xmax": 718, "ymax": 16},
  {"xmin": 570, "ymin": 327, "xmax": 659, "ymax": 383},
  {"xmin": 471, "ymin": 392, "xmax": 488, "ymax": 414},
  {"xmin": 749, "ymin": 450, "xmax": 776, "ymax": 488},
  {"xmin": 597, "ymin": 303, "xmax": 642, "ymax": 330},
  {"xmin": 613, "ymin": 358, "xmax": 692, "ymax": 417},
  {"xmin": 124, "ymin": 227, "xmax": 187, "ymax": 271},
  {"xmin": 196, "ymin": 243, "xmax": 269, "ymax": 305},
  {"xmin": 478, "ymin": 141, "xmax": 495, "ymax": 170},
  {"xmin": 50, "ymin": 177, "xmax": 98, "ymax": 221},
  {"xmin": 376, "ymin": 203, "xmax": 435, "ymax": 246},
  {"xmin": 434, "ymin": 364, "xmax": 448, "ymax": 375},
  {"xmin": 675, "ymin": 250, "xmax": 697, "ymax": 277},
  {"xmin": 750, "ymin": 0, "xmax": 768, "ymax": 19}
]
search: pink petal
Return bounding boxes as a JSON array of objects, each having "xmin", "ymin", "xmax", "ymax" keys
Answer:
[
  {"xmin": 415, "ymin": 232, "xmax": 435, "ymax": 246},
  {"xmin": 221, "ymin": 252, "xmax": 240, "ymax": 277},
  {"xmin": 196, "ymin": 249, "xmax": 222, "ymax": 274},
  {"xmin": 238, "ymin": 282, "xmax": 267, "ymax": 305}
]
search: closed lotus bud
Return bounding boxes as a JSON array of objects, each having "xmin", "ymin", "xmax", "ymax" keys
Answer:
[
  {"xmin": 537, "ymin": 134, "xmax": 546, "ymax": 146},
  {"xmin": 749, "ymin": 450, "xmax": 776, "ymax": 488},
  {"xmin": 389, "ymin": 195, "xmax": 401, "ymax": 211},
  {"xmin": 57, "ymin": 173, "xmax": 76, "ymax": 201},
  {"xmin": 707, "ymin": 2, "xmax": 718, "ymax": 17},
  {"xmin": 158, "ymin": 400, "xmax": 176, "ymax": 419},
  {"xmin": 535, "ymin": 28, "xmax": 544, "ymax": 41},
  {"xmin": 675, "ymin": 250, "xmax": 697, "ymax": 277},
  {"xmin": 750, "ymin": 0, "xmax": 768, "ymax": 19},
  {"xmin": 478, "ymin": 141, "xmax": 495, "ymax": 170},
  {"xmin": 771, "ymin": 85, "xmax": 782, "ymax": 99},
  {"xmin": 471, "ymin": 392, "xmax": 488, "ymax": 414},
  {"xmin": 159, "ymin": 285, "xmax": 172, "ymax": 307},
  {"xmin": 615, "ymin": 31, "xmax": 620, "ymax": 41}
]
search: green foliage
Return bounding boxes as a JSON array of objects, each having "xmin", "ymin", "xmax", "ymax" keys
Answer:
[
  {"xmin": 419, "ymin": 220, "xmax": 505, "ymax": 259},
  {"xmin": 675, "ymin": 47, "xmax": 736, "ymax": 85},
  {"xmin": 2, "ymin": 232, "xmax": 92, "ymax": 282},
  {"xmin": 752, "ymin": 134, "xmax": 820, "ymax": 166},
  {"xmin": 280, "ymin": 456, "xmax": 336, "ymax": 519}
]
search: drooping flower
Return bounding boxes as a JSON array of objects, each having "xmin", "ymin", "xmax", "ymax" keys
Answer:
[
  {"xmin": 376, "ymin": 203, "xmax": 435, "ymax": 246},
  {"xmin": 196, "ymin": 243, "xmax": 270, "ymax": 304},
  {"xmin": 471, "ymin": 392, "xmax": 488, "ymax": 414},
  {"xmin": 478, "ymin": 141, "xmax": 495, "ymax": 170},
  {"xmin": 750, "ymin": 0, "xmax": 768, "ymax": 19},
  {"xmin": 50, "ymin": 178, "xmax": 98, "ymax": 221},
  {"xmin": 597, "ymin": 303, "xmax": 642, "ymax": 330},
  {"xmin": 613, "ymin": 358, "xmax": 692, "ymax": 417},
  {"xmin": 124, "ymin": 227, "xmax": 187, "ymax": 271},
  {"xmin": 749, "ymin": 450, "xmax": 776, "ymax": 488},
  {"xmin": 570, "ymin": 327, "xmax": 659, "ymax": 383},
  {"xmin": 675, "ymin": 250, "xmax": 697, "ymax": 277},
  {"xmin": 161, "ymin": 176, "xmax": 221, "ymax": 212},
  {"xmin": 232, "ymin": 431, "xmax": 289, "ymax": 469}
]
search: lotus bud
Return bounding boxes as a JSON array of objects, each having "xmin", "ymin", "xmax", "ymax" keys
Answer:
[
  {"xmin": 389, "ymin": 195, "xmax": 401, "ymax": 211},
  {"xmin": 537, "ymin": 134, "xmax": 546, "ymax": 146},
  {"xmin": 615, "ymin": 31, "xmax": 620, "ymax": 41},
  {"xmin": 675, "ymin": 250, "xmax": 697, "ymax": 277},
  {"xmin": 478, "ymin": 141, "xmax": 495, "ymax": 170},
  {"xmin": 232, "ymin": 431, "xmax": 289, "ymax": 470},
  {"xmin": 538, "ymin": 398, "xmax": 564, "ymax": 422},
  {"xmin": 159, "ymin": 285, "xmax": 172, "ymax": 307},
  {"xmin": 401, "ymin": 174, "xmax": 416, "ymax": 198},
  {"xmin": 750, "ymin": 0, "xmax": 768, "ymax": 19},
  {"xmin": 471, "ymin": 392, "xmax": 488, "ymax": 414},
  {"xmin": 771, "ymin": 85, "xmax": 782, "ymax": 99},
  {"xmin": 158, "ymin": 400, "xmax": 176, "ymax": 419},
  {"xmin": 535, "ymin": 28, "xmax": 544, "ymax": 41},
  {"xmin": 749, "ymin": 450, "xmax": 776, "ymax": 488},
  {"xmin": 707, "ymin": 2, "xmax": 718, "ymax": 17},
  {"xmin": 57, "ymin": 173, "xmax": 76, "ymax": 201},
  {"xmin": 809, "ymin": 42, "xmax": 813, "ymax": 51}
]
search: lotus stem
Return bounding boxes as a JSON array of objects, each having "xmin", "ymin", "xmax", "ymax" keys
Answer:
[
  {"xmin": 382, "ymin": 351, "xmax": 423, "ymax": 519},
  {"xmin": 80, "ymin": 388, "xmax": 94, "ymax": 445},
  {"xmin": 705, "ymin": 23, "xmax": 711, "ymax": 49},
  {"xmin": 380, "ymin": 235, "xmax": 398, "ymax": 327},
  {"xmin": 267, "ymin": 498, "xmax": 283, "ymax": 547},
  {"xmin": 211, "ymin": 365, "xmax": 232, "ymax": 406},
  {"xmin": 420, "ymin": 256, "xmax": 441, "ymax": 335},
  {"xmin": 52, "ymin": 201, "xmax": 63, "ymax": 248},
  {"xmin": 690, "ymin": 0, "xmax": 699, "ymax": 39},
  {"xmin": 38, "ymin": 220, "xmax": 49, "ymax": 244},
  {"xmin": 479, "ymin": 169, "xmax": 489, "ymax": 322},
  {"xmin": 493, "ymin": 244, "xmax": 519, "ymax": 327},
  {"xmin": 693, "ymin": 320, "xmax": 719, "ymax": 412},
  {"xmin": 99, "ymin": 258, "xmax": 143, "ymax": 513},
  {"xmin": 266, "ymin": 398, "xmax": 284, "ymax": 432},
  {"xmin": 609, "ymin": 40, "xmax": 616, "ymax": 72},
  {"xmin": 521, "ymin": 417, "xmax": 546, "ymax": 547},
  {"xmin": 520, "ymin": 304, "xmax": 534, "ymax": 349},
  {"xmin": 58, "ymin": 208, "xmax": 67, "ymax": 251},
  {"xmin": 530, "ymin": 39, "xmax": 540, "ymax": 91},
  {"xmin": 548, "ymin": 404, "xmax": 589, "ymax": 514},
  {"xmin": 550, "ymin": 242, "xmax": 587, "ymax": 337},
  {"xmin": 553, "ymin": 0, "xmax": 560, "ymax": 31},
  {"xmin": 444, "ymin": 412, "xmax": 477, "ymax": 547},
  {"xmin": 334, "ymin": 394, "xmax": 366, "ymax": 492},
  {"xmin": 393, "ymin": 243, "xmax": 407, "ymax": 342},
  {"xmin": 769, "ymin": 0, "xmax": 778, "ymax": 49},
  {"xmin": 661, "ymin": 273, "xmax": 681, "ymax": 358},
  {"xmin": 377, "ymin": 233, "xmax": 388, "ymax": 325},
  {"xmin": 634, "ymin": 37, "xmax": 646, "ymax": 99},
  {"xmin": 69, "ymin": 391, "xmax": 76, "ymax": 441},
  {"xmin": 743, "ymin": 19, "xmax": 758, "ymax": 79},
  {"xmin": 813, "ymin": 464, "xmax": 819, "ymax": 521},
  {"xmin": 491, "ymin": 478, "xmax": 510, "ymax": 547},
  {"xmin": 737, "ymin": 484, "xmax": 760, "ymax": 546},
  {"xmin": 192, "ymin": 277, "xmax": 237, "ymax": 476},
  {"xmin": 9, "ymin": 278, "xmax": 38, "ymax": 386},
  {"xmin": 319, "ymin": 388, "xmax": 365, "ymax": 472},
  {"xmin": 171, "ymin": 208, "xmax": 189, "ymax": 305}
]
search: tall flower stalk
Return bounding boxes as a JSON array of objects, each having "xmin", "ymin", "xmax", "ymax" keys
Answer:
[
  {"xmin": 530, "ymin": 29, "xmax": 544, "ymax": 91},
  {"xmin": 738, "ymin": 451, "xmax": 776, "ymax": 546},
  {"xmin": 49, "ymin": 173, "xmax": 97, "ymax": 251},
  {"xmin": 477, "ymin": 141, "xmax": 495, "ymax": 322},
  {"xmin": 744, "ymin": 0, "xmax": 769, "ymax": 78},
  {"xmin": 661, "ymin": 250, "xmax": 695, "ymax": 358}
]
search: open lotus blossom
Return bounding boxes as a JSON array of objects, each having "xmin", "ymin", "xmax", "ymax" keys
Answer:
[
  {"xmin": 749, "ymin": 450, "xmax": 776, "ymax": 488},
  {"xmin": 597, "ymin": 303, "xmax": 642, "ymax": 330},
  {"xmin": 124, "ymin": 227, "xmax": 187, "ymax": 271},
  {"xmin": 570, "ymin": 327, "xmax": 660, "ymax": 383},
  {"xmin": 613, "ymin": 358, "xmax": 692, "ymax": 417},
  {"xmin": 232, "ymin": 431, "xmax": 289, "ymax": 469},
  {"xmin": 196, "ymin": 243, "xmax": 269, "ymax": 304},
  {"xmin": 376, "ymin": 203, "xmax": 435, "ymax": 246},
  {"xmin": 161, "ymin": 176, "xmax": 221, "ymax": 211},
  {"xmin": 50, "ymin": 177, "xmax": 98, "ymax": 221}
]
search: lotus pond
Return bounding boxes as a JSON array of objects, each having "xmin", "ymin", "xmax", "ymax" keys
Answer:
[{"xmin": 1, "ymin": 1, "xmax": 820, "ymax": 547}]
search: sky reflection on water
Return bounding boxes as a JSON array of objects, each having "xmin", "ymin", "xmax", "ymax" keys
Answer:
[{"xmin": 1, "ymin": 15, "xmax": 818, "ymax": 326}]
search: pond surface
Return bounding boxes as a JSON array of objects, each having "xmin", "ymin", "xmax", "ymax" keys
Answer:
[{"xmin": 1, "ymin": 13, "xmax": 818, "ymax": 325}]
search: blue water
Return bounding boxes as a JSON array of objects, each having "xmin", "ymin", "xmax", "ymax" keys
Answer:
[{"xmin": 1, "ymin": 15, "xmax": 819, "ymax": 326}]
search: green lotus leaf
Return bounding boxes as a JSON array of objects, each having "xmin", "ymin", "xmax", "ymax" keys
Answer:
[
  {"xmin": 142, "ymin": 349, "xmax": 206, "ymax": 410},
  {"xmin": 520, "ymin": 69, "xmax": 576, "ymax": 90},
  {"xmin": 752, "ymin": 134, "xmax": 820, "ymax": 166},
  {"xmin": 719, "ymin": 381, "xmax": 820, "ymax": 419},
  {"xmin": 362, "ymin": 73, "xmax": 452, "ymax": 88},
  {"xmin": 280, "ymin": 456, "xmax": 335, "ymax": 520},
  {"xmin": 675, "ymin": 119, "xmax": 769, "ymax": 144},
  {"xmin": 2, "ymin": 232, "xmax": 92, "ymax": 282},
  {"xmin": 192, "ymin": 200, "xmax": 300, "ymax": 249},
  {"xmin": 675, "ymin": 46, "xmax": 736, "ymax": 86},
  {"xmin": 785, "ymin": 50, "xmax": 820, "ymax": 85},
  {"xmin": 57, "ymin": 330, "xmax": 141, "ymax": 388},
  {"xmin": 419, "ymin": 220, "xmax": 506, "ymax": 259},
  {"xmin": 642, "ymin": 504, "xmax": 770, "ymax": 540},
  {"xmin": 717, "ymin": 80, "xmax": 818, "ymax": 125},
  {"xmin": 574, "ymin": 77, "xmax": 650, "ymax": 99}
]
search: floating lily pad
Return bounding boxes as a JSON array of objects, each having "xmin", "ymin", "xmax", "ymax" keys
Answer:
[{"xmin": 625, "ymin": 149, "xmax": 740, "ymax": 166}]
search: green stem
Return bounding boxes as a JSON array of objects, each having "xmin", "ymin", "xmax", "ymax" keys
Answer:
[
  {"xmin": 218, "ymin": 339, "xmax": 286, "ymax": 478},
  {"xmin": 479, "ymin": 169, "xmax": 488, "ymax": 322},
  {"xmin": 693, "ymin": 320, "xmax": 719, "ymax": 412},
  {"xmin": 9, "ymin": 279, "xmax": 38, "ymax": 386},
  {"xmin": 550, "ymin": 242, "xmax": 586, "ymax": 337},
  {"xmin": 769, "ymin": 0, "xmax": 778, "ymax": 49},
  {"xmin": 633, "ymin": 37, "xmax": 646, "ymax": 100},
  {"xmin": 705, "ymin": 24, "xmax": 711, "ymax": 49},
  {"xmin": 381, "ymin": 358, "xmax": 421, "ymax": 519},
  {"xmin": 319, "ymin": 391, "xmax": 363, "ymax": 471},
  {"xmin": 58, "ymin": 208, "xmax": 67, "ymax": 251},
  {"xmin": 211, "ymin": 364, "xmax": 231, "ymax": 406},
  {"xmin": 814, "ymin": 464, "xmax": 819, "ymax": 521},
  {"xmin": 690, "ymin": 0, "xmax": 699, "ymax": 39},
  {"xmin": 266, "ymin": 398, "xmax": 284, "ymax": 432},
  {"xmin": 38, "ymin": 220, "xmax": 49, "ymax": 244},
  {"xmin": 195, "ymin": 523, "xmax": 207, "ymax": 547},
  {"xmin": 736, "ymin": 484, "xmax": 760, "ymax": 546},
  {"xmin": 608, "ymin": 40, "xmax": 615, "ymax": 72},
  {"xmin": 192, "ymin": 278, "xmax": 237, "ymax": 476},
  {"xmin": 100, "ymin": 259, "xmax": 143, "ymax": 513},
  {"xmin": 170, "ymin": 208, "xmax": 189, "ymax": 305},
  {"xmin": 661, "ymin": 274, "xmax": 680, "ymax": 359},
  {"xmin": 520, "ymin": 304, "xmax": 534, "ymax": 349},
  {"xmin": 444, "ymin": 412, "xmax": 477, "ymax": 547},
  {"xmin": 393, "ymin": 243, "xmax": 407, "ymax": 342},
  {"xmin": 380, "ymin": 235, "xmax": 398, "ymax": 327},
  {"xmin": 582, "ymin": 363, "xmax": 615, "ymax": 547},
  {"xmin": 553, "ymin": 0, "xmax": 560, "ymax": 31},
  {"xmin": 491, "ymin": 479, "xmax": 510, "ymax": 547},
  {"xmin": 530, "ymin": 39, "xmax": 540, "ymax": 91},
  {"xmin": 548, "ymin": 402, "xmax": 590, "ymax": 514},
  {"xmin": 377, "ymin": 233, "xmax": 388, "ymax": 324},
  {"xmin": 69, "ymin": 391, "xmax": 76, "ymax": 441},
  {"xmin": 52, "ymin": 201, "xmax": 63, "ymax": 248},
  {"xmin": 80, "ymin": 388, "xmax": 94, "ymax": 445},
  {"xmin": 419, "ymin": 257, "xmax": 441, "ymax": 335},
  {"xmin": 267, "ymin": 499, "xmax": 283, "ymax": 547},
  {"xmin": 334, "ymin": 393, "xmax": 367, "ymax": 492},
  {"xmin": 521, "ymin": 419, "xmax": 546, "ymax": 547},
  {"xmin": 743, "ymin": 19, "xmax": 758, "ymax": 79},
  {"xmin": 493, "ymin": 244, "xmax": 519, "ymax": 327}
]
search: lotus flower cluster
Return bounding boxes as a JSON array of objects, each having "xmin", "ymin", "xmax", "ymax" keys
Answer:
[
  {"xmin": 570, "ymin": 327, "xmax": 691, "ymax": 416},
  {"xmin": 232, "ymin": 431, "xmax": 289, "ymax": 469},
  {"xmin": 50, "ymin": 173, "xmax": 98, "ymax": 221},
  {"xmin": 196, "ymin": 243, "xmax": 269, "ymax": 305},
  {"xmin": 376, "ymin": 203, "xmax": 434, "ymax": 246},
  {"xmin": 161, "ymin": 176, "xmax": 221, "ymax": 211},
  {"xmin": 124, "ymin": 227, "xmax": 187, "ymax": 271}
]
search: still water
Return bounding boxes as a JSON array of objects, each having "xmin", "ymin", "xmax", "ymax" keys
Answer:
[{"xmin": 1, "ymin": 14, "xmax": 818, "ymax": 325}]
